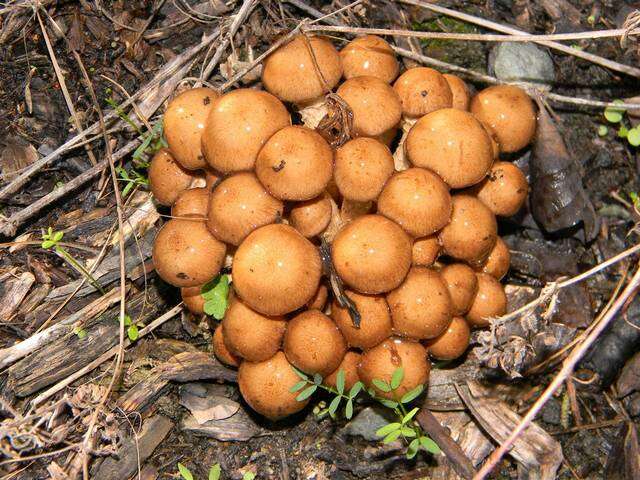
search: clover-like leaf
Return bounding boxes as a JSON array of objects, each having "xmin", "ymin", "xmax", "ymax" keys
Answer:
[
  {"xmin": 53, "ymin": 231, "xmax": 64, "ymax": 242},
  {"xmin": 400, "ymin": 384, "xmax": 424, "ymax": 404},
  {"xmin": 243, "ymin": 473, "xmax": 256, "ymax": 480},
  {"xmin": 604, "ymin": 99, "xmax": 625, "ymax": 123},
  {"xmin": 123, "ymin": 314, "xmax": 132, "ymax": 327},
  {"xmin": 628, "ymin": 127, "xmax": 640, "ymax": 147},
  {"xmin": 402, "ymin": 407, "xmax": 419, "ymax": 424},
  {"xmin": 407, "ymin": 438, "xmax": 420, "ymax": 459},
  {"xmin": 401, "ymin": 426, "xmax": 417, "ymax": 438},
  {"xmin": 178, "ymin": 463, "xmax": 194, "ymax": 480},
  {"xmin": 597, "ymin": 125, "xmax": 608, "ymax": 137},
  {"xmin": 345, "ymin": 399, "xmax": 353, "ymax": 419},
  {"xmin": 127, "ymin": 324, "xmax": 139, "ymax": 341},
  {"xmin": 328, "ymin": 395, "xmax": 341, "ymax": 416},
  {"xmin": 390, "ymin": 367, "xmax": 404, "ymax": 390},
  {"xmin": 209, "ymin": 464, "xmax": 221, "ymax": 480},
  {"xmin": 376, "ymin": 422, "xmax": 402, "ymax": 438},
  {"xmin": 383, "ymin": 429, "xmax": 402, "ymax": 444},
  {"xmin": 419, "ymin": 436, "xmax": 441, "ymax": 454},
  {"xmin": 348, "ymin": 381, "xmax": 364, "ymax": 399},
  {"xmin": 292, "ymin": 366, "xmax": 309, "ymax": 381},
  {"xmin": 335, "ymin": 369, "xmax": 345, "ymax": 395},
  {"xmin": 296, "ymin": 385, "xmax": 317, "ymax": 401},
  {"xmin": 619, "ymin": 125, "xmax": 629, "ymax": 138},
  {"xmin": 290, "ymin": 380, "xmax": 307, "ymax": 393},
  {"xmin": 378, "ymin": 398, "xmax": 399, "ymax": 409},
  {"xmin": 372, "ymin": 379, "xmax": 391, "ymax": 393}
]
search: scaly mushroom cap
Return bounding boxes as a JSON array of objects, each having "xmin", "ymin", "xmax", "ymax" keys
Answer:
[
  {"xmin": 213, "ymin": 324, "xmax": 240, "ymax": 367},
  {"xmin": 405, "ymin": 109, "xmax": 494, "ymax": 189},
  {"xmin": 206, "ymin": 172, "xmax": 283, "ymax": 246},
  {"xmin": 324, "ymin": 351, "xmax": 362, "ymax": 391},
  {"xmin": 424, "ymin": 316, "xmax": 470, "ymax": 360},
  {"xmin": 181, "ymin": 285, "xmax": 205, "ymax": 315},
  {"xmin": 471, "ymin": 161, "xmax": 529, "ymax": 217},
  {"xmin": 443, "ymin": 74, "xmax": 471, "ymax": 111},
  {"xmin": 393, "ymin": 67, "xmax": 453, "ymax": 118},
  {"xmin": 172, "ymin": 187, "xmax": 209, "ymax": 218},
  {"xmin": 412, "ymin": 235, "xmax": 441, "ymax": 267},
  {"xmin": 332, "ymin": 214, "xmax": 412, "ymax": 294},
  {"xmin": 477, "ymin": 237, "xmax": 510, "ymax": 280},
  {"xmin": 232, "ymin": 224, "xmax": 322, "ymax": 316},
  {"xmin": 466, "ymin": 273, "xmax": 507, "ymax": 327},
  {"xmin": 340, "ymin": 35, "xmax": 399, "ymax": 83},
  {"xmin": 331, "ymin": 291, "xmax": 393, "ymax": 349},
  {"xmin": 441, "ymin": 263, "xmax": 479, "ymax": 316},
  {"xmin": 290, "ymin": 194, "xmax": 332, "ymax": 238},
  {"xmin": 148, "ymin": 149, "xmax": 198, "ymax": 206},
  {"xmin": 201, "ymin": 89, "xmax": 290, "ymax": 173},
  {"xmin": 164, "ymin": 87, "xmax": 218, "ymax": 170},
  {"xmin": 262, "ymin": 35, "xmax": 343, "ymax": 104}
]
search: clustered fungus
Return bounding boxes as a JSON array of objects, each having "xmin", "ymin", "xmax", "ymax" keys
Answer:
[{"xmin": 149, "ymin": 33, "xmax": 536, "ymax": 420}]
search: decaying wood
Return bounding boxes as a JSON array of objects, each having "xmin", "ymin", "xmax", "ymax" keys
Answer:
[
  {"xmin": 603, "ymin": 422, "xmax": 640, "ymax": 480},
  {"xmin": 0, "ymin": 271, "xmax": 35, "ymax": 322}
]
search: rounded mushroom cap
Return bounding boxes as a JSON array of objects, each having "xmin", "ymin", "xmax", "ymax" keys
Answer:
[
  {"xmin": 466, "ymin": 273, "xmax": 507, "ymax": 328},
  {"xmin": 477, "ymin": 237, "xmax": 510, "ymax": 280},
  {"xmin": 284, "ymin": 309, "xmax": 347, "ymax": 377},
  {"xmin": 471, "ymin": 161, "xmax": 529, "ymax": 217},
  {"xmin": 387, "ymin": 267, "xmax": 452, "ymax": 340},
  {"xmin": 438, "ymin": 195, "xmax": 497, "ymax": 266},
  {"xmin": 152, "ymin": 218, "xmax": 226, "ymax": 287},
  {"xmin": 232, "ymin": 224, "xmax": 322, "ymax": 316},
  {"xmin": 238, "ymin": 351, "xmax": 309, "ymax": 420},
  {"xmin": 334, "ymin": 137, "xmax": 394, "ymax": 202},
  {"xmin": 443, "ymin": 74, "xmax": 471, "ymax": 111},
  {"xmin": 470, "ymin": 85, "xmax": 536, "ymax": 153},
  {"xmin": 222, "ymin": 298, "xmax": 287, "ymax": 362},
  {"xmin": 262, "ymin": 35, "xmax": 342, "ymax": 104},
  {"xmin": 441, "ymin": 263, "xmax": 479, "ymax": 316},
  {"xmin": 206, "ymin": 172, "xmax": 283, "ymax": 246},
  {"xmin": 377, "ymin": 168, "xmax": 452, "ymax": 237},
  {"xmin": 332, "ymin": 214, "xmax": 412, "ymax": 294},
  {"xmin": 201, "ymin": 89, "xmax": 290, "ymax": 173},
  {"xmin": 181, "ymin": 285, "xmax": 205, "ymax": 315},
  {"xmin": 290, "ymin": 194, "xmax": 332, "ymax": 238},
  {"xmin": 307, "ymin": 284, "xmax": 329, "ymax": 310},
  {"xmin": 255, "ymin": 126, "xmax": 333, "ymax": 201},
  {"xmin": 172, "ymin": 187, "xmax": 209, "ymax": 218},
  {"xmin": 148, "ymin": 149, "xmax": 197, "ymax": 206},
  {"xmin": 164, "ymin": 87, "xmax": 218, "ymax": 170},
  {"xmin": 424, "ymin": 316, "xmax": 470, "ymax": 360},
  {"xmin": 358, "ymin": 337, "xmax": 430, "ymax": 400},
  {"xmin": 479, "ymin": 120, "xmax": 501, "ymax": 160},
  {"xmin": 213, "ymin": 324, "xmax": 240, "ymax": 367},
  {"xmin": 340, "ymin": 35, "xmax": 399, "ymax": 83},
  {"xmin": 405, "ymin": 108, "xmax": 494, "ymax": 189},
  {"xmin": 336, "ymin": 76, "xmax": 402, "ymax": 137},
  {"xmin": 393, "ymin": 67, "xmax": 453, "ymax": 118},
  {"xmin": 324, "ymin": 351, "xmax": 362, "ymax": 391},
  {"xmin": 331, "ymin": 291, "xmax": 392, "ymax": 349},
  {"xmin": 412, "ymin": 235, "xmax": 441, "ymax": 267}
]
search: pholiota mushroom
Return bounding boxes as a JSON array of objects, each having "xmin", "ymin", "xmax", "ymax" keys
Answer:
[
  {"xmin": 324, "ymin": 351, "xmax": 361, "ymax": 391},
  {"xmin": 424, "ymin": 316, "xmax": 471, "ymax": 360},
  {"xmin": 213, "ymin": 324, "xmax": 240, "ymax": 367},
  {"xmin": 470, "ymin": 161, "xmax": 529, "ymax": 217},
  {"xmin": 289, "ymin": 194, "xmax": 333, "ymax": 238},
  {"xmin": 331, "ymin": 290, "xmax": 393, "ymax": 349},
  {"xmin": 181, "ymin": 285, "xmax": 205, "ymax": 315},
  {"xmin": 171, "ymin": 187, "xmax": 209, "ymax": 218},
  {"xmin": 412, "ymin": 235, "xmax": 441, "ymax": 267},
  {"xmin": 466, "ymin": 273, "xmax": 507, "ymax": 328},
  {"xmin": 340, "ymin": 35, "xmax": 399, "ymax": 83},
  {"xmin": 148, "ymin": 148, "xmax": 199, "ymax": 206},
  {"xmin": 441, "ymin": 263, "xmax": 479, "ymax": 316},
  {"xmin": 307, "ymin": 284, "xmax": 329, "ymax": 310},
  {"xmin": 393, "ymin": 67, "xmax": 453, "ymax": 118},
  {"xmin": 477, "ymin": 237, "xmax": 510, "ymax": 280},
  {"xmin": 443, "ymin": 74, "xmax": 471, "ymax": 111}
]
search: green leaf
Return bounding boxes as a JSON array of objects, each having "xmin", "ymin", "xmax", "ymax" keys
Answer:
[
  {"xmin": 313, "ymin": 373, "xmax": 323, "ymax": 385},
  {"xmin": 289, "ymin": 380, "xmax": 307, "ymax": 393},
  {"xmin": 406, "ymin": 438, "xmax": 420, "ymax": 459},
  {"xmin": 123, "ymin": 314, "xmax": 132, "ymax": 326},
  {"xmin": 122, "ymin": 181, "xmax": 134, "ymax": 198},
  {"xmin": 127, "ymin": 324, "xmax": 139, "ymax": 341},
  {"xmin": 604, "ymin": 100, "xmax": 625, "ymax": 123},
  {"xmin": 630, "ymin": 192, "xmax": 639, "ymax": 206},
  {"xmin": 73, "ymin": 326, "xmax": 87, "ymax": 339},
  {"xmin": 204, "ymin": 299, "xmax": 226, "ymax": 320},
  {"xmin": 292, "ymin": 366, "xmax": 309, "ymax": 381},
  {"xmin": 335, "ymin": 369, "xmax": 345, "ymax": 394},
  {"xmin": 47, "ymin": 226, "xmax": 53, "ymax": 236},
  {"xmin": 41, "ymin": 240, "xmax": 55, "ymax": 249},
  {"xmin": 201, "ymin": 275, "xmax": 230, "ymax": 319},
  {"xmin": 296, "ymin": 385, "xmax": 317, "ymax": 401},
  {"xmin": 53, "ymin": 231, "xmax": 64, "ymax": 242},
  {"xmin": 401, "ymin": 426, "xmax": 417, "ymax": 438},
  {"xmin": 383, "ymin": 429, "xmax": 402, "ymax": 444},
  {"xmin": 328, "ymin": 395, "xmax": 341, "ymax": 416},
  {"xmin": 376, "ymin": 422, "xmax": 402, "ymax": 438},
  {"xmin": 419, "ymin": 436, "xmax": 441, "ymax": 454},
  {"xmin": 209, "ymin": 464, "xmax": 221, "ymax": 480},
  {"xmin": 402, "ymin": 407, "xmax": 419, "ymax": 424},
  {"xmin": 391, "ymin": 367, "xmax": 404, "ymax": 390},
  {"xmin": 400, "ymin": 384, "xmax": 424, "ymax": 404},
  {"xmin": 243, "ymin": 473, "xmax": 256, "ymax": 480},
  {"xmin": 348, "ymin": 381, "xmax": 364, "ymax": 399},
  {"xmin": 378, "ymin": 399, "xmax": 399, "ymax": 409},
  {"xmin": 345, "ymin": 398, "xmax": 354, "ymax": 419},
  {"xmin": 177, "ymin": 463, "xmax": 194, "ymax": 480},
  {"xmin": 372, "ymin": 379, "xmax": 391, "ymax": 393},
  {"xmin": 619, "ymin": 125, "xmax": 629, "ymax": 138},
  {"xmin": 597, "ymin": 125, "xmax": 608, "ymax": 136},
  {"xmin": 628, "ymin": 127, "xmax": 640, "ymax": 147}
]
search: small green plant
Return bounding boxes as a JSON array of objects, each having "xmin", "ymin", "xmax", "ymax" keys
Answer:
[
  {"xmin": 123, "ymin": 313, "xmax": 143, "ymax": 342},
  {"xmin": 178, "ymin": 462, "xmax": 255, "ymax": 480},
  {"xmin": 603, "ymin": 100, "xmax": 640, "ymax": 147},
  {"xmin": 290, "ymin": 368, "xmax": 364, "ymax": 419},
  {"xmin": 116, "ymin": 166, "xmax": 149, "ymax": 198},
  {"xmin": 201, "ymin": 274, "xmax": 231, "ymax": 319},
  {"xmin": 72, "ymin": 326, "xmax": 87, "ymax": 339}
]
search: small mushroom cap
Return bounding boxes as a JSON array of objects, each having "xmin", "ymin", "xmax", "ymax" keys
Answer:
[
  {"xmin": 477, "ymin": 237, "xmax": 510, "ymax": 280},
  {"xmin": 238, "ymin": 351, "xmax": 309, "ymax": 420},
  {"xmin": 471, "ymin": 161, "xmax": 529, "ymax": 217},
  {"xmin": 222, "ymin": 298, "xmax": 287, "ymax": 362},
  {"xmin": 206, "ymin": 172, "xmax": 283, "ymax": 246},
  {"xmin": 164, "ymin": 87, "xmax": 218, "ymax": 170},
  {"xmin": 232, "ymin": 224, "xmax": 322, "ymax": 316},
  {"xmin": 466, "ymin": 273, "xmax": 507, "ymax": 328},
  {"xmin": 201, "ymin": 89, "xmax": 290, "ymax": 173},
  {"xmin": 424, "ymin": 316, "xmax": 470, "ymax": 360},
  {"xmin": 443, "ymin": 74, "xmax": 470, "ymax": 111},
  {"xmin": 387, "ymin": 267, "xmax": 452, "ymax": 340},
  {"xmin": 332, "ymin": 214, "xmax": 412, "ymax": 294},
  {"xmin": 148, "ymin": 149, "xmax": 198, "ymax": 206},
  {"xmin": 340, "ymin": 35, "xmax": 399, "ymax": 83},
  {"xmin": 393, "ymin": 67, "xmax": 453, "ymax": 118},
  {"xmin": 439, "ymin": 195, "xmax": 497, "ymax": 266},
  {"xmin": 331, "ymin": 291, "xmax": 393, "ymax": 349},
  {"xmin": 324, "ymin": 351, "xmax": 362, "ymax": 391},
  {"xmin": 377, "ymin": 168, "xmax": 452, "ymax": 237},
  {"xmin": 213, "ymin": 324, "xmax": 240, "ymax": 367},
  {"xmin": 334, "ymin": 137, "xmax": 394, "ymax": 202},
  {"xmin": 172, "ymin": 187, "xmax": 209, "ymax": 218},
  {"xmin": 284, "ymin": 309, "xmax": 347, "ymax": 377},
  {"xmin": 358, "ymin": 337, "xmax": 430, "ymax": 400},
  {"xmin": 262, "ymin": 35, "xmax": 342, "ymax": 104},
  {"xmin": 181, "ymin": 285, "xmax": 205, "ymax": 315},
  {"xmin": 405, "ymin": 109, "xmax": 494, "ymax": 189},
  {"xmin": 470, "ymin": 85, "xmax": 536, "ymax": 153},
  {"xmin": 152, "ymin": 218, "xmax": 226, "ymax": 287},
  {"xmin": 290, "ymin": 194, "xmax": 332, "ymax": 238},
  {"xmin": 307, "ymin": 284, "xmax": 329, "ymax": 310},
  {"xmin": 336, "ymin": 76, "xmax": 402, "ymax": 137},
  {"xmin": 441, "ymin": 263, "xmax": 479, "ymax": 316},
  {"xmin": 255, "ymin": 126, "xmax": 333, "ymax": 201},
  {"xmin": 412, "ymin": 235, "xmax": 441, "ymax": 267}
]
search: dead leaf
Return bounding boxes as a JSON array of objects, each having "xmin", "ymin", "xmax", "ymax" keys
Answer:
[
  {"xmin": 0, "ymin": 142, "xmax": 38, "ymax": 177},
  {"xmin": 179, "ymin": 383, "xmax": 240, "ymax": 424},
  {"xmin": 604, "ymin": 422, "xmax": 640, "ymax": 480}
]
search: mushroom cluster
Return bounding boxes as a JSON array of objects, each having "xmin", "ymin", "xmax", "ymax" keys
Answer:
[{"xmin": 150, "ymin": 34, "xmax": 535, "ymax": 420}]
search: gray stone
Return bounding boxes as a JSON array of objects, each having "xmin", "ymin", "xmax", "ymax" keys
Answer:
[
  {"xmin": 489, "ymin": 42, "xmax": 555, "ymax": 85},
  {"xmin": 340, "ymin": 406, "xmax": 395, "ymax": 441}
]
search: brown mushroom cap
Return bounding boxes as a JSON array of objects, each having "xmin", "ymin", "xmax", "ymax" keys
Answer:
[
  {"xmin": 307, "ymin": 284, "xmax": 329, "ymax": 310},
  {"xmin": 232, "ymin": 224, "xmax": 322, "ymax": 316},
  {"xmin": 340, "ymin": 35, "xmax": 399, "ymax": 83},
  {"xmin": 466, "ymin": 273, "xmax": 507, "ymax": 328},
  {"xmin": 412, "ymin": 235, "xmax": 441, "ymax": 267},
  {"xmin": 377, "ymin": 168, "xmax": 452, "ymax": 237},
  {"xmin": 164, "ymin": 87, "xmax": 218, "ymax": 170},
  {"xmin": 324, "ymin": 351, "xmax": 362, "ymax": 391},
  {"xmin": 471, "ymin": 161, "xmax": 529, "ymax": 217},
  {"xmin": 477, "ymin": 237, "xmax": 510, "ymax": 280},
  {"xmin": 283, "ymin": 309, "xmax": 347, "ymax": 377},
  {"xmin": 470, "ymin": 85, "xmax": 536, "ymax": 153},
  {"xmin": 336, "ymin": 76, "xmax": 402, "ymax": 137},
  {"xmin": 393, "ymin": 67, "xmax": 453, "ymax": 118},
  {"xmin": 213, "ymin": 324, "xmax": 240, "ymax": 367},
  {"xmin": 405, "ymin": 109, "xmax": 494, "ymax": 189},
  {"xmin": 479, "ymin": 120, "xmax": 500, "ymax": 160},
  {"xmin": 222, "ymin": 298, "xmax": 287, "ymax": 362},
  {"xmin": 172, "ymin": 187, "xmax": 209, "ymax": 218},
  {"xmin": 152, "ymin": 218, "xmax": 226, "ymax": 287},
  {"xmin": 238, "ymin": 351, "xmax": 309, "ymax": 420},
  {"xmin": 262, "ymin": 35, "xmax": 342, "ymax": 104},
  {"xmin": 206, "ymin": 172, "xmax": 283, "ymax": 246},
  {"xmin": 201, "ymin": 89, "xmax": 290, "ymax": 173},
  {"xmin": 334, "ymin": 137, "xmax": 394, "ymax": 202},
  {"xmin": 332, "ymin": 214, "xmax": 412, "ymax": 294},
  {"xmin": 255, "ymin": 126, "xmax": 333, "ymax": 201},
  {"xmin": 441, "ymin": 263, "xmax": 479, "ymax": 316},
  {"xmin": 331, "ymin": 291, "xmax": 393, "ymax": 349},
  {"xmin": 205, "ymin": 168, "xmax": 221, "ymax": 190},
  {"xmin": 358, "ymin": 337, "xmax": 430, "ymax": 399},
  {"xmin": 443, "ymin": 74, "xmax": 471, "ymax": 111},
  {"xmin": 148, "ymin": 149, "xmax": 198, "ymax": 206},
  {"xmin": 424, "ymin": 316, "xmax": 470, "ymax": 360},
  {"xmin": 438, "ymin": 195, "xmax": 497, "ymax": 266},
  {"xmin": 181, "ymin": 285, "xmax": 205, "ymax": 315},
  {"xmin": 290, "ymin": 194, "xmax": 332, "ymax": 238}
]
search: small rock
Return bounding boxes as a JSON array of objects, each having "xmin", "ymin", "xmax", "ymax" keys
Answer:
[
  {"xmin": 489, "ymin": 42, "xmax": 555, "ymax": 85},
  {"xmin": 340, "ymin": 406, "xmax": 395, "ymax": 441},
  {"xmin": 540, "ymin": 398, "xmax": 562, "ymax": 426}
]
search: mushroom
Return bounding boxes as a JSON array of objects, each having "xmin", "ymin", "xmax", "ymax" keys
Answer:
[
  {"xmin": 441, "ymin": 263, "xmax": 479, "ymax": 316},
  {"xmin": 171, "ymin": 187, "xmax": 209, "ymax": 218},
  {"xmin": 181, "ymin": 285, "xmax": 205, "ymax": 315},
  {"xmin": 340, "ymin": 35, "xmax": 399, "ymax": 83},
  {"xmin": 201, "ymin": 88, "xmax": 290, "ymax": 173},
  {"xmin": 206, "ymin": 172, "xmax": 283, "ymax": 246},
  {"xmin": 470, "ymin": 85, "xmax": 536, "ymax": 153},
  {"xmin": 205, "ymin": 168, "xmax": 221, "ymax": 190},
  {"xmin": 443, "ymin": 74, "xmax": 471, "ymax": 111},
  {"xmin": 466, "ymin": 273, "xmax": 507, "ymax": 328},
  {"xmin": 332, "ymin": 214, "xmax": 412, "ymax": 294},
  {"xmin": 152, "ymin": 218, "xmax": 226, "ymax": 287},
  {"xmin": 387, "ymin": 267, "xmax": 452, "ymax": 340},
  {"xmin": 470, "ymin": 161, "xmax": 529, "ymax": 217},
  {"xmin": 324, "ymin": 351, "xmax": 362, "ymax": 391},
  {"xmin": 476, "ymin": 237, "xmax": 510, "ymax": 280},
  {"xmin": 307, "ymin": 284, "xmax": 329, "ymax": 310},
  {"xmin": 405, "ymin": 109, "xmax": 494, "ymax": 189},
  {"xmin": 213, "ymin": 324, "xmax": 240, "ymax": 367},
  {"xmin": 412, "ymin": 235, "xmax": 441, "ymax": 267},
  {"xmin": 358, "ymin": 337, "xmax": 430, "ymax": 399},
  {"xmin": 479, "ymin": 120, "xmax": 501, "ymax": 160},
  {"xmin": 283, "ymin": 309, "xmax": 347, "ymax": 377},
  {"xmin": 255, "ymin": 126, "xmax": 333, "ymax": 201},
  {"xmin": 424, "ymin": 316, "xmax": 470, "ymax": 360},
  {"xmin": 377, "ymin": 168, "xmax": 452, "ymax": 237},
  {"xmin": 331, "ymin": 290, "xmax": 392, "ymax": 349},
  {"xmin": 290, "ymin": 194, "xmax": 333, "ymax": 238},
  {"xmin": 393, "ymin": 67, "xmax": 453, "ymax": 118},
  {"xmin": 148, "ymin": 148, "xmax": 200, "ymax": 206},
  {"xmin": 164, "ymin": 87, "xmax": 218, "ymax": 170},
  {"xmin": 232, "ymin": 224, "xmax": 322, "ymax": 316}
]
